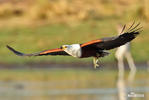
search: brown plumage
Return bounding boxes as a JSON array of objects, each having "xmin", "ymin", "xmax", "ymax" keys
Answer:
[{"xmin": 7, "ymin": 22, "xmax": 142, "ymax": 68}]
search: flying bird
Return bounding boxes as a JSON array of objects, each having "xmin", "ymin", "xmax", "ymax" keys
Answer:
[{"xmin": 7, "ymin": 22, "xmax": 142, "ymax": 68}]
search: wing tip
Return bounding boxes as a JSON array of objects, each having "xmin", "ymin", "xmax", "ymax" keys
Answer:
[
  {"xmin": 127, "ymin": 22, "xmax": 142, "ymax": 34},
  {"xmin": 120, "ymin": 22, "xmax": 142, "ymax": 38},
  {"xmin": 6, "ymin": 45, "xmax": 25, "ymax": 56}
]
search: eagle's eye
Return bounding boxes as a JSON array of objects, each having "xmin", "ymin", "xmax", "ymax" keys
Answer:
[{"xmin": 61, "ymin": 45, "xmax": 67, "ymax": 50}]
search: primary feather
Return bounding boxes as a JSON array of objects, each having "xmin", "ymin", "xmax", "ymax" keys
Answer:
[{"xmin": 81, "ymin": 22, "xmax": 141, "ymax": 50}]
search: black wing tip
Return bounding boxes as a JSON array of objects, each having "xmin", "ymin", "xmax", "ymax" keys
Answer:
[
  {"xmin": 129, "ymin": 22, "xmax": 142, "ymax": 32},
  {"xmin": 6, "ymin": 45, "xmax": 10, "ymax": 49},
  {"xmin": 120, "ymin": 22, "xmax": 142, "ymax": 37},
  {"xmin": 6, "ymin": 45, "xmax": 25, "ymax": 56}
]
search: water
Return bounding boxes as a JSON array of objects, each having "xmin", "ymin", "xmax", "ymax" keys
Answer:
[
  {"xmin": 0, "ymin": 81, "xmax": 148, "ymax": 100},
  {"xmin": 0, "ymin": 66, "xmax": 148, "ymax": 100}
]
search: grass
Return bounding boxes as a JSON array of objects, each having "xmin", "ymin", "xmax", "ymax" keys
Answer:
[{"xmin": 0, "ymin": 18, "xmax": 148, "ymax": 64}]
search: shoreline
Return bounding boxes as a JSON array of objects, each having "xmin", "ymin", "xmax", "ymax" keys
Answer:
[{"xmin": 0, "ymin": 62, "xmax": 148, "ymax": 70}]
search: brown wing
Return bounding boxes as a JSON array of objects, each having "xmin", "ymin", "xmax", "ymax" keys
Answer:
[
  {"xmin": 81, "ymin": 22, "xmax": 141, "ymax": 50},
  {"xmin": 6, "ymin": 45, "xmax": 69, "ymax": 56}
]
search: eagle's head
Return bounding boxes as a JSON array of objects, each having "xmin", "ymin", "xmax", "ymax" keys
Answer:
[{"xmin": 60, "ymin": 44, "xmax": 82, "ymax": 58}]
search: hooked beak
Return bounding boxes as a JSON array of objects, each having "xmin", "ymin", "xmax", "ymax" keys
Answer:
[{"xmin": 61, "ymin": 45, "xmax": 67, "ymax": 50}]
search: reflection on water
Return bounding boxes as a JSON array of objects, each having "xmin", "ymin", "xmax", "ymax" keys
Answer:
[
  {"xmin": 0, "ymin": 68, "xmax": 148, "ymax": 100},
  {"xmin": 0, "ymin": 81, "xmax": 149, "ymax": 100}
]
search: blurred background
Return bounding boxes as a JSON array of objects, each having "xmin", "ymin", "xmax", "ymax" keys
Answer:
[{"xmin": 0, "ymin": 0, "xmax": 149, "ymax": 100}]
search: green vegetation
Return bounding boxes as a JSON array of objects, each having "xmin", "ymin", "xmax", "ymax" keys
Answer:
[
  {"xmin": 0, "ymin": 0, "xmax": 148, "ymax": 64},
  {"xmin": 0, "ymin": 18, "xmax": 148, "ymax": 64}
]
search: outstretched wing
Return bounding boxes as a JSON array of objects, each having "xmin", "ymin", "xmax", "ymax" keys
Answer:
[
  {"xmin": 81, "ymin": 22, "xmax": 142, "ymax": 50},
  {"xmin": 6, "ymin": 45, "xmax": 69, "ymax": 56}
]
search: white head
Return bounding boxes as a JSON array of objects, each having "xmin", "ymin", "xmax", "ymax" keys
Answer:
[{"xmin": 61, "ymin": 44, "xmax": 82, "ymax": 58}]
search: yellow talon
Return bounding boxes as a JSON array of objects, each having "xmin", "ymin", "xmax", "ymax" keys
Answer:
[{"xmin": 93, "ymin": 57, "xmax": 99, "ymax": 69}]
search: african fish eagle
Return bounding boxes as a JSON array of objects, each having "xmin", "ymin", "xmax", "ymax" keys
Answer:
[{"xmin": 7, "ymin": 22, "xmax": 141, "ymax": 68}]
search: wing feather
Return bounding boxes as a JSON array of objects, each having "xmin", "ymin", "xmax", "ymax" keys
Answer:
[
  {"xmin": 80, "ymin": 22, "xmax": 141, "ymax": 50},
  {"xmin": 96, "ymin": 23, "xmax": 141, "ymax": 50},
  {"xmin": 6, "ymin": 45, "xmax": 69, "ymax": 56}
]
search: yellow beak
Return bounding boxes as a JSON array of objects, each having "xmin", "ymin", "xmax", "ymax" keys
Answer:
[{"xmin": 62, "ymin": 45, "xmax": 67, "ymax": 50}]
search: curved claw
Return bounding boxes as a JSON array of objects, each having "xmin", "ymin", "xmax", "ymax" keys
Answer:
[{"xmin": 93, "ymin": 57, "xmax": 100, "ymax": 69}]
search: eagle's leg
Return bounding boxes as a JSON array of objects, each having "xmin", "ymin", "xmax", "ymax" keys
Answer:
[{"xmin": 93, "ymin": 57, "xmax": 99, "ymax": 69}]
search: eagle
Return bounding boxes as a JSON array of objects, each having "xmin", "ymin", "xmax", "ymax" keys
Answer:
[{"xmin": 7, "ymin": 22, "xmax": 141, "ymax": 68}]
